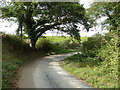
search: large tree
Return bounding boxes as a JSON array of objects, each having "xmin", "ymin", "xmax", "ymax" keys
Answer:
[
  {"xmin": 87, "ymin": 2, "xmax": 120, "ymax": 31},
  {"xmin": 1, "ymin": 2, "xmax": 90, "ymax": 48}
]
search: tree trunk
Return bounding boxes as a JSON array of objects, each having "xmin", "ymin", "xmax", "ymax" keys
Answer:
[
  {"xmin": 20, "ymin": 24, "xmax": 23, "ymax": 53},
  {"xmin": 30, "ymin": 39, "xmax": 37, "ymax": 48},
  {"xmin": 30, "ymin": 32, "xmax": 44, "ymax": 48}
]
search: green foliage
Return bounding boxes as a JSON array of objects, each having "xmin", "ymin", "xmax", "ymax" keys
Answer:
[
  {"xmin": 61, "ymin": 32, "xmax": 119, "ymax": 88},
  {"xmin": 2, "ymin": 34, "xmax": 26, "ymax": 88},
  {"xmin": 39, "ymin": 36, "xmax": 88, "ymax": 43},
  {"xmin": 64, "ymin": 39, "xmax": 80, "ymax": 49},
  {"xmin": 63, "ymin": 54, "xmax": 99, "ymax": 67},
  {"xmin": 37, "ymin": 38, "xmax": 54, "ymax": 53},
  {"xmin": 2, "ymin": 59, "xmax": 24, "ymax": 88},
  {"xmin": 36, "ymin": 36, "xmax": 82, "ymax": 54},
  {"xmin": 97, "ymin": 32, "xmax": 119, "ymax": 76},
  {"xmin": 87, "ymin": 2, "xmax": 120, "ymax": 30},
  {"xmin": 42, "ymin": 36, "xmax": 70, "ymax": 43},
  {"xmin": 80, "ymin": 34, "xmax": 104, "ymax": 57},
  {"xmin": 1, "ymin": 2, "xmax": 90, "ymax": 47},
  {"xmin": 2, "ymin": 34, "xmax": 39, "ymax": 88},
  {"xmin": 2, "ymin": 34, "xmax": 30, "ymax": 51},
  {"xmin": 37, "ymin": 39, "xmax": 71, "ymax": 54}
]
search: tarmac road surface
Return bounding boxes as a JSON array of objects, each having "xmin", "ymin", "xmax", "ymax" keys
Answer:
[{"xmin": 18, "ymin": 52, "xmax": 92, "ymax": 88}]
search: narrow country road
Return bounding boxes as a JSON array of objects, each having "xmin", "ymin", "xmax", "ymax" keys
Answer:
[{"xmin": 18, "ymin": 52, "xmax": 91, "ymax": 88}]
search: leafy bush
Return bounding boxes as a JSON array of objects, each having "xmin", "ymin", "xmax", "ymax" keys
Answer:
[
  {"xmin": 36, "ymin": 37, "xmax": 80, "ymax": 54},
  {"xmin": 2, "ymin": 34, "xmax": 29, "ymax": 50},
  {"xmin": 64, "ymin": 39, "xmax": 80, "ymax": 49},
  {"xmin": 2, "ymin": 58, "xmax": 24, "ymax": 88},
  {"xmin": 2, "ymin": 34, "xmax": 30, "ymax": 88},
  {"xmin": 80, "ymin": 34, "xmax": 105, "ymax": 57},
  {"xmin": 61, "ymin": 32, "xmax": 119, "ymax": 88},
  {"xmin": 37, "ymin": 38, "xmax": 54, "ymax": 53},
  {"xmin": 97, "ymin": 32, "xmax": 119, "ymax": 75},
  {"xmin": 37, "ymin": 38, "xmax": 65, "ymax": 53}
]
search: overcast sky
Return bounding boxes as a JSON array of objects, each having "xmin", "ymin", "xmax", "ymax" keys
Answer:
[{"xmin": 0, "ymin": 0, "xmax": 107, "ymax": 37}]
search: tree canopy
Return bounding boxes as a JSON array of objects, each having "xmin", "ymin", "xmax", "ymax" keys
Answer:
[
  {"xmin": 87, "ymin": 2, "xmax": 120, "ymax": 31},
  {"xmin": 1, "ymin": 2, "xmax": 90, "ymax": 47}
]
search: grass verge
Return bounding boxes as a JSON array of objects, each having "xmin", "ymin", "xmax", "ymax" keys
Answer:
[
  {"xmin": 60, "ymin": 54, "xmax": 119, "ymax": 88},
  {"xmin": 2, "ymin": 34, "xmax": 45, "ymax": 88},
  {"xmin": 2, "ymin": 34, "xmax": 80, "ymax": 88}
]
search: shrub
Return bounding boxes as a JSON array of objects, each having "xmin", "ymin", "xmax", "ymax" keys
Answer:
[
  {"xmin": 64, "ymin": 39, "xmax": 80, "ymax": 49},
  {"xmin": 37, "ymin": 38, "xmax": 54, "ymax": 53},
  {"xmin": 2, "ymin": 59, "xmax": 24, "ymax": 88},
  {"xmin": 61, "ymin": 32, "xmax": 119, "ymax": 88},
  {"xmin": 80, "ymin": 34, "xmax": 105, "ymax": 57},
  {"xmin": 97, "ymin": 32, "xmax": 119, "ymax": 68},
  {"xmin": 36, "ymin": 37, "xmax": 80, "ymax": 54},
  {"xmin": 2, "ymin": 34, "xmax": 29, "ymax": 50}
]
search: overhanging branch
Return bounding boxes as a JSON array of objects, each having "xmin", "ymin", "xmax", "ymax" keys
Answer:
[
  {"xmin": 33, "ymin": 19, "xmax": 48, "ymax": 30},
  {"xmin": 35, "ymin": 22, "xmax": 62, "ymax": 39}
]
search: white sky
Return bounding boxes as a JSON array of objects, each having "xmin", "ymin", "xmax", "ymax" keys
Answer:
[{"xmin": 0, "ymin": 0, "xmax": 108, "ymax": 37}]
